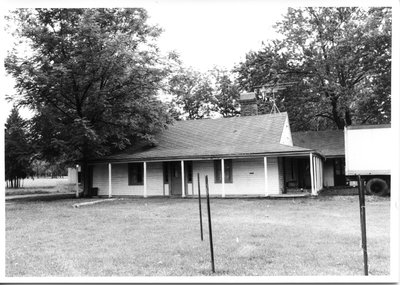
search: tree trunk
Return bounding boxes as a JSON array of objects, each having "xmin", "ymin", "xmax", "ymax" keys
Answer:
[
  {"xmin": 81, "ymin": 160, "xmax": 92, "ymax": 197},
  {"xmin": 330, "ymin": 96, "xmax": 345, "ymax": 129},
  {"xmin": 345, "ymin": 108, "xmax": 352, "ymax": 126}
]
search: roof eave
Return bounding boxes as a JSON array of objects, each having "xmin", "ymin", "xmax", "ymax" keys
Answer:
[{"xmin": 88, "ymin": 150, "xmax": 321, "ymax": 164}]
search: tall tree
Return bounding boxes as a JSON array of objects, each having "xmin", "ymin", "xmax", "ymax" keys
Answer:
[
  {"xmin": 5, "ymin": 9, "xmax": 172, "ymax": 195},
  {"xmin": 168, "ymin": 67, "xmax": 214, "ymax": 120},
  {"xmin": 209, "ymin": 68, "xmax": 240, "ymax": 118},
  {"xmin": 235, "ymin": 7, "xmax": 391, "ymax": 130},
  {"xmin": 5, "ymin": 107, "xmax": 34, "ymax": 188}
]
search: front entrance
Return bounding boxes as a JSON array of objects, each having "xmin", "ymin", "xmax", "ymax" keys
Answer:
[{"xmin": 170, "ymin": 161, "xmax": 182, "ymax": 195}]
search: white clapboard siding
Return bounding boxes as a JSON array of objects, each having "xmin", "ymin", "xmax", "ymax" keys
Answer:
[
  {"xmin": 278, "ymin": 158, "xmax": 285, "ymax": 193},
  {"xmin": 108, "ymin": 163, "xmax": 142, "ymax": 196},
  {"xmin": 267, "ymin": 157, "xmax": 281, "ymax": 195},
  {"xmin": 93, "ymin": 158, "xmax": 281, "ymax": 197},
  {"xmin": 146, "ymin": 162, "xmax": 164, "ymax": 196},
  {"xmin": 280, "ymin": 116, "xmax": 294, "ymax": 146},
  {"xmin": 92, "ymin": 164, "xmax": 108, "ymax": 195},
  {"xmin": 323, "ymin": 159, "xmax": 334, "ymax": 187},
  {"xmin": 316, "ymin": 157, "xmax": 324, "ymax": 191},
  {"xmin": 227, "ymin": 158, "xmax": 264, "ymax": 195},
  {"xmin": 193, "ymin": 160, "xmax": 221, "ymax": 195},
  {"xmin": 163, "ymin": 184, "xmax": 170, "ymax": 196},
  {"xmin": 92, "ymin": 162, "xmax": 164, "ymax": 196},
  {"xmin": 192, "ymin": 157, "xmax": 280, "ymax": 196}
]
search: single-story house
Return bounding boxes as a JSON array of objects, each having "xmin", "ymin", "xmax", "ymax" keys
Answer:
[{"xmin": 87, "ymin": 93, "xmax": 329, "ymax": 197}]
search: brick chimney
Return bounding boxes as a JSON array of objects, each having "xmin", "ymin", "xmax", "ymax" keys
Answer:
[{"xmin": 239, "ymin": 92, "xmax": 258, "ymax": 116}]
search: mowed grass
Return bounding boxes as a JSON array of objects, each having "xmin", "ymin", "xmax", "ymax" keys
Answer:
[
  {"xmin": 6, "ymin": 196, "xmax": 390, "ymax": 277},
  {"xmin": 6, "ymin": 177, "xmax": 75, "ymax": 196}
]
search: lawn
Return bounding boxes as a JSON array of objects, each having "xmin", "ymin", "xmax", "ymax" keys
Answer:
[
  {"xmin": 5, "ymin": 177, "xmax": 76, "ymax": 196},
  {"xmin": 5, "ymin": 195, "xmax": 390, "ymax": 277}
]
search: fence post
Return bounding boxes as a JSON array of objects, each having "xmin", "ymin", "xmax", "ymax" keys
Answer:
[
  {"xmin": 205, "ymin": 175, "xmax": 215, "ymax": 273},
  {"xmin": 197, "ymin": 173, "xmax": 203, "ymax": 241},
  {"xmin": 358, "ymin": 175, "xmax": 368, "ymax": 275}
]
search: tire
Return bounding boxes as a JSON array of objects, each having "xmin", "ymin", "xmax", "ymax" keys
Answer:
[{"xmin": 366, "ymin": 178, "xmax": 389, "ymax": 196}]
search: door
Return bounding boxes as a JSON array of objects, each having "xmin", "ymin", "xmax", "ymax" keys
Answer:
[
  {"xmin": 170, "ymin": 161, "xmax": 182, "ymax": 195},
  {"xmin": 297, "ymin": 158, "xmax": 311, "ymax": 189},
  {"xmin": 334, "ymin": 158, "xmax": 346, "ymax": 186}
]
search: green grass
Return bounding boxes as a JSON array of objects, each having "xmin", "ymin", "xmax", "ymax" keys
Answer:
[{"xmin": 6, "ymin": 196, "xmax": 390, "ymax": 277}]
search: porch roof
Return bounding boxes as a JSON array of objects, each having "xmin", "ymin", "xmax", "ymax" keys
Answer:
[
  {"xmin": 292, "ymin": 130, "xmax": 345, "ymax": 157},
  {"xmin": 92, "ymin": 113, "xmax": 314, "ymax": 163}
]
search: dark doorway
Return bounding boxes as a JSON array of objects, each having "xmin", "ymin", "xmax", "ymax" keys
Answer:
[
  {"xmin": 170, "ymin": 161, "xmax": 182, "ymax": 195},
  {"xmin": 333, "ymin": 158, "xmax": 346, "ymax": 186},
  {"xmin": 296, "ymin": 158, "xmax": 311, "ymax": 189}
]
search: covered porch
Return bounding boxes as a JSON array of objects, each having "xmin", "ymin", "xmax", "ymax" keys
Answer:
[
  {"xmin": 88, "ymin": 152, "xmax": 323, "ymax": 198},
  {"xmin": 281, "ymin": 154, "xmax": 324, "ymax": 194}
]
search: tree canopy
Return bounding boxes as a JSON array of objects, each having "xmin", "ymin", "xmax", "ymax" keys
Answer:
[
  {"xmin": 167, "ymin": 66, "xmax": 240, "ymax": 120},
  {"xmin": 235, "ymin": 7, "xmax": 391, "ymax": 130},
  {"xmin": 168, "ymin": 67, "xmax": 214, "ymax": 120},
  {"xmin": 5, "ymin": 8, "xmax": 172, "ymax": 195},
  {"xmin": 210, "ymin": 68, "xmax": 241, "ymax": 118}
]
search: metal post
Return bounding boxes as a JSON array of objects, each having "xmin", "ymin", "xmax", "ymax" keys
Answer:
[
  {"xmin": 197, "ymin": 173, "xmax": 203, "ymax": 241},
  {"xmin": 108, "ymin": 163, "xmax": 112, "ymax": 198},
  {"xmin": 358, "ymin": 175, "xmax": 368, "ymax": 275},
  {"xmin": 205, "ymin": 175, "xmax": 215, "ymax": 273},
  {"xmin": 143, "ymin": 162, "xmax": 147, "ymax": 198},
  {"xmin": 76, "ymin": 165, "xmax": 79, "ymax": 198}
]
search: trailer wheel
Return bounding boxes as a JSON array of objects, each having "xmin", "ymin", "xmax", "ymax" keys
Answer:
[{"xmin": 366, "ymin": 178, "xmax": 389, "ymax": 196}]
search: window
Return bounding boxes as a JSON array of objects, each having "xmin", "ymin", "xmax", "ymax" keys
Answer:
[
  {"xmin": 163, "ymin": 162, "xmax": 169, "ymax": 184},
  {"xmin": 128, "ymin": 163, "xmax": 143, "ymax": 185},
  {"xmin": 186, "ymin": 161, "xmax": 193, "ymax": 183},
  {"xmin": 334, "ymin": 158, "xmax": 345, "ymax": 175},
  {"xmin": 214, "ymin": 159, "xmax": 233, "ymax": 183}
]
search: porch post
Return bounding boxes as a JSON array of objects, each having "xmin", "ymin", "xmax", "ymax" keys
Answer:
[
  {"xmin": 314, "ymin": 156, "xmax": 319, "ymax": 194},
  {"xmin": 181, "ymin": 160, "xmax": 185, "ymax": 197},
  {"xmin": 108, "ymin": 163, "xmax": 112, "ymax": 198},
  {"xmin": 314, "ymin": 157, "xmax": 320, "ymax": 191},
  {"xmin": 320, "ymin": 158, "xmax": 324, "ymax": 189},
  {"xmin": 143, "ymin": 162, "xmax": 147, "ymax": 198},
  {"xmin": 264, "ymin": 156, "xmax": 268, "ymax": 196},
  {"xmin": 221, "ymin": 159, "xmax": 225, "ymax": 198},
  {"xmin": 309, "ymin": 153, "xmax": 315, "ymax": 195},
  {"xmin": 316, "ymin": 158, "xmax": 319, "ymax": 192},
  {"xmin": 316, "ymin": 157, "xmax": 321, "ymax": 191}
]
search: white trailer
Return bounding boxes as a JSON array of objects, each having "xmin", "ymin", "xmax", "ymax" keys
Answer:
[{"xmin": 344, "ymin": 124, "xmax": 391, "ymax": 196}]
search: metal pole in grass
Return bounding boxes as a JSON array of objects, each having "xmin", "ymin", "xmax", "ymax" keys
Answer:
[
  {"xmin": 358, "ymin": 175, "xmax": 368, "ymax": 275},
  {"xmin": 205, "ymin": 175, "xmax": 215, "ymax": 273},
  {"xmin": 197, "ymin": 173, "xmax": 204, "ymax": 241}
]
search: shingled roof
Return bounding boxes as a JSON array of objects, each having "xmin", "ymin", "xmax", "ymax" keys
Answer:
[
  {"xmin": 96, "ymin": 112, "xmax": 313, "ymax": 163},
  {"xmin": 292, "ymin": 130, "xmax": 344, "ymax": 157}
]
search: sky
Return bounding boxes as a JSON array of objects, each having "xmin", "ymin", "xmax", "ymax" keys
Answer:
[
  {"xmin": 145, "ymin": 2, "xmax": 287, "ymax": 72},
  {"xmin": 1, "ymin": 0, "xmax": 398, "ymax": 121},
  {"xmin": 0, "ymin": 1, "xmax": 290, "ymax": 120}
]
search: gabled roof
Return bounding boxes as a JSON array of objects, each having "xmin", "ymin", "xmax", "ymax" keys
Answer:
[
  {"xmin": 292, "ymin": 130, "xmax": 344, "ymax": 157},
  {"xmin": 95, "ymin": 112, "xmax": 313, "ymax": 163}
]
